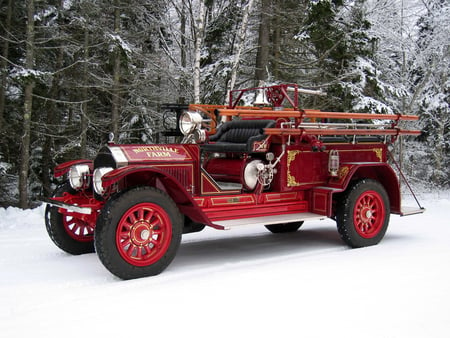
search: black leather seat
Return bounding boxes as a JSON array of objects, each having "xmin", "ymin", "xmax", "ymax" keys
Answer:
[{"xmin": 201, "ymin": 119, "xmax": 275, "ymax": 153}]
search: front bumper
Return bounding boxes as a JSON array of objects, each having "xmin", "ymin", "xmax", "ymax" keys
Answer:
[{"xmin": 43, "ymin": 198, "xmax": 93, "ymax": 215}]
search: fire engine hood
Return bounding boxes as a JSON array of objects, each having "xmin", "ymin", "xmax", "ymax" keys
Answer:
[{"xmin": 94, "ymin": 144, "xmax": 194, "ymax": 169}]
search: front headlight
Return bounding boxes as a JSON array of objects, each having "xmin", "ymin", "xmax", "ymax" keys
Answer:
[
  {"xmin": 69, "ymin": 164, "xmax": 91, "ymax": 190},
  {"xmin": 93, "ymin": 167, "xmax": 114, "ymax": 195},
  {"xmin": 179, "ymin": 111, "xmax": 203, "ymax": 135}
]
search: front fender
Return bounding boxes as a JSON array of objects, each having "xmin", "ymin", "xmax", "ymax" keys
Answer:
[
  {"xmin": 54, "ymin": 159, "xmax": 92, "ymax": 178},
  {"xmin": 101, "ymin": 165, "xmax": 217, "ymax": 228}
]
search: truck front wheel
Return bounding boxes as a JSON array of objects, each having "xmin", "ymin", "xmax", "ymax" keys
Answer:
[
  {"xmin": 45, "ymin": 182, "xmax": 95, "ymax": 255},
  {"xmin": 95, "ymin": 187, "xmax": 182, "ymax": 279},
  {"xmin": 336, "ymin": 179, "xmax": 390, "ymax": 248}
]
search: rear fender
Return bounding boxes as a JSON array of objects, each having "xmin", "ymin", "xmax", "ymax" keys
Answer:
[{"xmin": 331, "ymin": 163, "xmax": 401, "ymax": 214}]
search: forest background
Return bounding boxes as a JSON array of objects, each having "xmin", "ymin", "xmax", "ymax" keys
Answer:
[{"xmin": 0, "ymin": 0, "xmax": 448, "ymax": 208}]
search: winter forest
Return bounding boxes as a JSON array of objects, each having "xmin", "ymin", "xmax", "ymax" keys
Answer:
[{"xmin": 0, "ymin": 0, "xmax": 448, "ymax": 208}]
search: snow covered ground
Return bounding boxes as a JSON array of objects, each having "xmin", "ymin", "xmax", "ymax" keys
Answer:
[{"xmin": 1, "ymin": 191, "xmax": 449, "ymax": 338}]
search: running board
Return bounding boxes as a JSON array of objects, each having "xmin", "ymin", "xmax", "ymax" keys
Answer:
[
  {"xmin": 400, "ymin": 206, "xmax": 426, "ymax": 216},
  {"xmin": 213, "ymin": 212, "xmax": 327, "ymax": 229}
]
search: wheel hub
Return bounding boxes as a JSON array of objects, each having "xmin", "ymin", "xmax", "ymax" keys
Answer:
[
  {"xmin": 140, "ymin": 229, "xmax": 150, "ymax": 241},
  {"xmin": 131, "ymin": 223, "xmax": 153, "ymax": 245},
  {"xmin": 360, "ymin": 206, "xmax": 373, "ymax": 223}
]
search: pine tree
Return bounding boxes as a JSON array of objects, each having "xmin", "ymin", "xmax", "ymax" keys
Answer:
[{"xmin": 302, "ymin": 0, "xmax": 377, "ymax": 112}]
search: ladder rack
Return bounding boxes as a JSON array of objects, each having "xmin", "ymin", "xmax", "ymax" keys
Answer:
[
  {"xmin": 264, "ymin": 127, "xmax": 421, "ymax": 137},
  {"xmin": 217, "ymin": 108, "xmax": 419, "ymax": 122}
]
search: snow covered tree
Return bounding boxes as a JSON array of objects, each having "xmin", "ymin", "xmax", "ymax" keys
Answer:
[
  {"xmin": 0, "ymin": 0, "xmax": 13, "ymax": 130},
  {"xmin": 300, "ymin": 0, "xmax": 381, "ymax": 112},
  {"xmin": 364, "ymin": 0, "xmax": 419, "ymax": 115},
  {"xmin": 411, "ymin": 0, "xmax": 450, "ymax": 186},
  {"xmin": 200, "ymin": 0, "xmax": 256, "ymax": 103},
  {"xmin": 254, "ymin": 0, "xmax": 271, "ymax": 86},
  {"xmin": 334, "ymin": 1, "xmax": 392, "ymax": 114},
  {"xmin": 228, "ymin": 0, "xmax": 255, "ymax": 92},
  {"xmin": 0, "ymin": 0, "xmax": 27, "ymax": 205}
]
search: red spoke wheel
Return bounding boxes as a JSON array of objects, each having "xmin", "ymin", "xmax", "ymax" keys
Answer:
[
  {"xmin": 336, "ymin": 179, "xmax": 390, "ymax": 248},
  {"xmin": 95, "ymin": 187, "xmax": 182, "ymax": 280},
  {"xmin": 45, "ymin": 182, "xmax": 95, "ymax": 255},
  {"xmin": 353, "ymin": 191, "xmax": 385, "ymax": 238},
  {"xmin": 116, "ymin": 203, "xmax": 172, "ymax": 266},
  {"xmin": 63, "ymin": 212, "xmax": 94, "ymax": 242}
]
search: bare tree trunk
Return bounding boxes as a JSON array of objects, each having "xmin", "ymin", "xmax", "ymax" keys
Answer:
[
  {"xmin": 228, "ymin": 0, "xmax": 255, "ymax": 93},
  {"xmin": 42, "ymin": 48, "xmax": 64, "ymax": 197},
  {"xmin": 111, "ymin": 0, "xmax": 121, "ymax": 141},
  {"xmin": 193, "ymin": 0, "xmax": 205, "ymax": 103},
  {"xmin": 179, "ymin": 0, "xmax": 187, "ymax": 100},
  {"xmin": 80, "ymin": 28, "xmax": 89, "ymax": 158},
  {"xmin": 19, "ymin": 0, "xmax": 35, "ymax": 208},
  {"xmin": 272, "ymin": 1, "xmax": 281, "ymax": 80},
  {"xmin": 254, "ymin": 0, "xmax": 271, "ymax": 86},
  {"xmin": 180, "ymin": 1, "xmax": 187, "ymax": 70},
  {"xmin": 432, "ymin": 118, "xmax": 445, "ymax": 183},
  {"xmin": 0, "ymin": 0, "xmax": 13, "ymax": 130},
  {"xmin": 42, "ymin": 0, "xmax": 64, "ymax": 197}
]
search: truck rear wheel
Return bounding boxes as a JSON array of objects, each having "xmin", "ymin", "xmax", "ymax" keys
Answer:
[
  {"xmin": 336, "ymin": 179, "xmax": 390, "ymax": 248},
  {"xmin": 95, "ymin": 187, "xmax": 182, "ymax": 280},
  {"xmin": 45, "ymin": 182, "xmax": 95, "ymax": 255}
]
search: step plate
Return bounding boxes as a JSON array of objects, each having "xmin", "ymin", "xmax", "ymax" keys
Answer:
[
  {"xmin": 400, "ymin": 206, "xmax": 426, "ymax": 216},
  {"xmin": 214, "ymin": 212, "xmax": 327, "ymax": 229}
]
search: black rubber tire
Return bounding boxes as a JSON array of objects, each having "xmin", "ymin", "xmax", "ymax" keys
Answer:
[
  {"xmin": 265, "ymin": 221, "xmax": 304, "ymax": 233},
  {"xmin": 94, "ymin": 186, "xmax": 182, "ymax": 280},
  {"xmin": 183, "ymin": 216, "xmax": 206, "ymax": 234},
  {"xmin": 336, "ymin": 179, "xmax": 390, "ymax": 248},
  {"xmin": 44, "ymin": 182, "xmax": 95, "ymax": 255}
]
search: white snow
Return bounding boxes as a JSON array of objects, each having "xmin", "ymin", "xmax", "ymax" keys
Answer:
[
  {"xmin": 1, "ymin": 192, "xmax": 449, "ymax": 338},
  {"xmin": 63, "ymin": 0, "xmax": 73, "ymax": 10},
  {"xmin": 107, "ymin": 33, "xmax": 133, "ymax": 55}
]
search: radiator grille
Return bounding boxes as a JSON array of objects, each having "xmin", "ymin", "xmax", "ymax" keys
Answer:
[{"xmin": 159, "ymin": 166, "xmax": 192, "ymax": 190}]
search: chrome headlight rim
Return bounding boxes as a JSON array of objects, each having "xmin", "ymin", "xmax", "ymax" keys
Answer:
[
  {"xmin": 179, "ymin": 111, "xmax": 203, "ymax": 135},
  {"xmin": 68, "ymin": 164, "xmax": 91, "ymax": 190},
  {"xmin": 194, "ymin": 128, "xmax": 206, "ymax": 143},
  {"xmin": 93, "ymin": 167, "xmax": 114, "ymax": 195}
]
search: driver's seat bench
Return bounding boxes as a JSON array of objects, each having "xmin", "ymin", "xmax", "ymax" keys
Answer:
[{"xmin": 201, "ymin": 119, "xmax": 275, "ymax": 153}]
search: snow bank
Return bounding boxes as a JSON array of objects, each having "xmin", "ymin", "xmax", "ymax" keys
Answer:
[{"xmin": 0, "ymin": 205, "xmax": 45, "ymax": 230}]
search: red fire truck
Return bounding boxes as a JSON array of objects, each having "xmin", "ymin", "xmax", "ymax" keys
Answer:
[{"xmin": 44, "ymin": 84, "xmax": 424, "ymax": 279}]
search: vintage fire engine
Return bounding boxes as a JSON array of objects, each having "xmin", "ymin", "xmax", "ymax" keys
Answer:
[{"xmin": 44, "ymin": 84, "xmax": 424, "ymax": 279}]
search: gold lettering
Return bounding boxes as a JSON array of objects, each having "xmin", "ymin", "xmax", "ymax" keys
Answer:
[
  {"xmin": 134, "ymin": 146, "xmax": 179, "ymax": 154},
  {"xmin": 146, "ymin": 152, "xmax": 171, "ymax": 158}
]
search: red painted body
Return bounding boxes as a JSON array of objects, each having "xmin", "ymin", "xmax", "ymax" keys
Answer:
[{"xmin": 51, "ymin": 130, "xmax": 409, "ymax": 229}]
